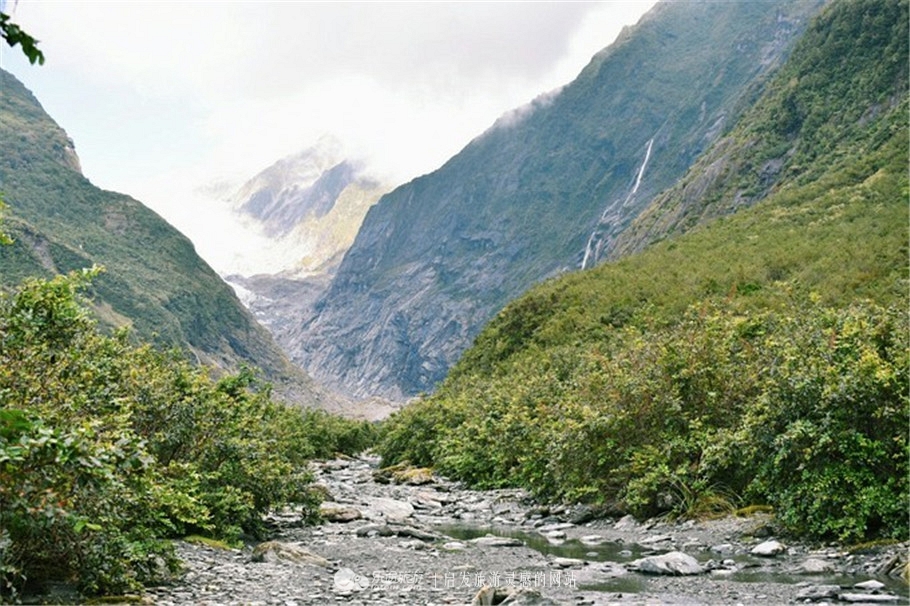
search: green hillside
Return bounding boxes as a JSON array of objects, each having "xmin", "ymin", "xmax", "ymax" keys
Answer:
[
  {"xmin": 0, "ymin": 69, "xmax": 329, "ymax": 404},
  {"xmin": 379, "ymin": 0, "xmax": 909, "ymax": 542},
  {"xmin": 613, "ymin": 0, "xmax": 908, "ymax": 256}
]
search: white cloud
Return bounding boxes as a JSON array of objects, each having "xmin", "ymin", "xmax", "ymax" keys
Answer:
[{"xmin": 2, "ymin": 0, "xmax": 656, "ymax": 273}]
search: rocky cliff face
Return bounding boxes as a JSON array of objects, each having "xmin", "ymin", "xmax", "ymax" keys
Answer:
[
  {"xmin": 290, "ymin": 0, "xmax": 825, "ymax": 402},
  {"xmin": 611, "ymin": 0, "xmax": 909, "ymax": 259}
]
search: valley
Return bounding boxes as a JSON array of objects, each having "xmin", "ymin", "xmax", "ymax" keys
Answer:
[{"xmin": 0, "ymin": 0, "xmax": 907, "ymax": 602}]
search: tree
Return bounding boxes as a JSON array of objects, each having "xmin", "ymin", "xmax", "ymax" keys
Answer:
[{"xmin": 1, "ymin": 11, "xmax": 44, "ymax": 65}]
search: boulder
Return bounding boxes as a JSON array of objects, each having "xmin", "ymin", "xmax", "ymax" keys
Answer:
[
  {"xmin": 629, "ymin": 551, "xmax": 704, "ymax": 576},
  {"xmin": 613, "ymin": 514, "xmax": 638, "ymax": 530},
  {"xmin": 839, "ymin": 593, "xmax": 901, "ymax": 603},
  {"xmin": 472, "ymin": 585, "xmax": 557, "ymax": 605},
  {"xmin": 751, "ymin": 539, "xmax": 786, "ymax": 557},
  {"xmin": 361, "ymin": 496, "xmax": 414, "ymax": 521},
  {"xmin": 797, "ymin": 558, "xmax": 835, "ymax": 574},
  {"xmin": 795, "ymin": 584, "xmax": 840, "ymax": 601},
  {"xmin": 469, "ymin": 535, "xmax": 524, "ymax": 547},
  {"xmin": 319, "ymin": 503, "xmax": 362, "ymax": 523},
  {"xmin": 250, "ymin": 541, "xmax": 331, "ymax": 568},
  {"xmin": 854, "ymin": 579, "xmax": 886, "ymax": 590}
]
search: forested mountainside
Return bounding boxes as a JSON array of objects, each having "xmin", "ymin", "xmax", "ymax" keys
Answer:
[
  {"xmin": 612, "ymin": 0, "xmax": 908, "ymax": 256},
  {"xmin": 292, "ymin": 0, "xmax": 824, "ymax": 401},
  {"xmin": 0, "ymin": 69, "xmax": 336, "ymax": 408},
  {"xmin": 379, "ymin": 0, "xmax": 909, "ymax": 543}
]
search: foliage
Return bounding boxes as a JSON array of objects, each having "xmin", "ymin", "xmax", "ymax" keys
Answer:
[
  {"xmin": 379, "ymin": 0, "xmax": 909, "ymax": 544},
  {"xmin": 0, "ymin": 270, "xmax": 375, "ymax": 598},
  {"xmin": 0, "ymin": 68, "xmax": 311, "ymax": 397},
  {"xmin": 0, "ymin": 12, "xmax": 43, "ymax": 65}
]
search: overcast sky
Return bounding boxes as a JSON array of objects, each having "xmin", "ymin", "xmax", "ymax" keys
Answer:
[{"xmin": 0, "ymin": 0, "xmax": 656, "ymax": 273}]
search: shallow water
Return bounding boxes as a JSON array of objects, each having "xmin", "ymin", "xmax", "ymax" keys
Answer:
[{"xmin": 437, "ymin": 523, "xmax": 910, "ymax": 601}]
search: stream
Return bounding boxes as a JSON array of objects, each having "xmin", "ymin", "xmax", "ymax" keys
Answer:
[{"xmin": 134, "ymin": 455, "xmax": 907, "ymax": 605}]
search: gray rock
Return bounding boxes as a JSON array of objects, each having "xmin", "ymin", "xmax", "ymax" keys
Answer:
[
  {"xmin": 469, "ymin": 535, "xmax": 524, "ymax": 547},
  {"xmin": 614, "ymin": 514, "xmax": 638, "ymax": 530},
  {"xmin": 629, "ymin": 551, "xmax": 705, "ymax": 576},
  {"xmin": 639, "ymin": 534, "xmax": 673, "ymax": 545},
  {"xmin": 798, "ymin": 557, "xmax": 835, "ymax": 574},
  {"xmin": 710, "ymin": 543, "xmax": 735, "ymax": 555},
  {"xmin": 319, "ymin": 503, "xmax": 362, "ymax": 523},
  {"xmin": 552, "ymin": 557, "xmax": 586, "ymax": 568},
  {"xmin": 361, "ymin": 496, "xmax": 414, "ymax": 521},
  {"xmin": 854, "ymin": 579, "xmax": 886, "ymax": 590},
  {"xmin": 839, "ymin": 593, "xmax": 901, "ymax": 603},
  {"xmin": 579, "ymin": 534, "xmax": 606, "ymax": 546},
  {"xmin": 250, "ymin": 541, "xmax": 331, "ymax": 568},
  {"xmin": 795, "ymin": 584, "xmax": 840, "ymax": 600},
  {"xmin": 751, "ymin": 539, "xmax": 786, "ymax": 557},
  {"xmin": 472, "ymin": 585, "xmax": 558, "ymax": 605},
  {"xmin": 537, "ymin": 522, "xmax": 575, "ymax": 533},
  {"xmin": 354, "ymin": 523, "xmax": 440, "ymax": 541}
]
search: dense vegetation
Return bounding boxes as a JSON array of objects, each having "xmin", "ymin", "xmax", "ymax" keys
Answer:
[
  {"xmin": 379, "ymin": 0, "xmax": 909, "ymax": 544},
  {"xmin": 0, "ymin": 268, "xmax": 376, "ymax": 598},
  {"xmin": 0, "ymin": 69, "xmax": 320, "ymax": 400}
]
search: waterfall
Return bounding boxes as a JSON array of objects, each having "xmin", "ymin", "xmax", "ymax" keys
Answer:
[{"xmin": 581, "ymin": 137, "xmax": 655, "ymax": 270}]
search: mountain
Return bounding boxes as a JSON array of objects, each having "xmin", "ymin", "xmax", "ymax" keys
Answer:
[
  {"xmin": 290, "ymin": 0, "xmax": 825, "ymax": 401},
  {"xmin": 378, "ymin": 0, "xmax": 909, "ymax": 542},
  {"xmin": 611, "ymin": 0, "xmax": 908, "ymax": 257},
  {"xmin": 217, "ymin": 140, "xmax": 390, "ymax": 393},
  {"xmin": 226, "ymin": 137, "xmax": 389, "ymax": 279},
  {"xmin": 0, "ymin": 68, "xmax": 341, "ymax": 410}
]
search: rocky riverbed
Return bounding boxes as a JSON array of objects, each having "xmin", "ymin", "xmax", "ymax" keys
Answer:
[{"xmin": 141, "ymin": 455, "xmax": 908, "ymax": 606}]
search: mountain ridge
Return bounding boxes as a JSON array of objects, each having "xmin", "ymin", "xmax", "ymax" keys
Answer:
[{"xmin": 289, "ymin": 0, "xmax": 824, "ymax": 401}]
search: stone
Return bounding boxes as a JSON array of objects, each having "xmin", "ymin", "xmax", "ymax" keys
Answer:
[
  {"xmin": 854, "ymin": 579, "xmax": 886, "ymax": 590},
  {"xmin": 552, "ymin": 557, "xmax": 585, "ymax": 568},
  {"xmin": 250, "ymin": 541, "xmax": 331, "ymax": 568},
  {"xmin": 839, "ymin": 593, "xmax": 901, "ymax": 603},
  {"xmin": 441, "ymin": 541, "xmax": 467, "ymax": 551},
  {"xmin": 472, "ymin": 585, "xmax": 557, "ymax": 605},
  {"xmin": 710, "ymin": 543, "xmax": 735, "ymax": 555},
  {"xmin": 354, "ymin": 523, "xmax": 440, "ymax": 541},
  {"xmin": 798, "ymin": 558, "xmax": 835, "ymax": 574},
  {"xmin": 794, "ymin": 584, "xmax": 840, "ymax": 600},
  {"xmin": 536, "ymin": 522, "xmax": 575, "ymax": 533},
  {"xmin": 319, "ymin": 503, "xmax": 362, "ymax": 523},
  {"xmin": 469, "ymin": 535, "xmax": 524, "ymax": 547},
  {"xmin": 639, "ymin": 534, "xmax": 673, "ymax": 545},
  {"xmin": 751, "ymin": 539, "xmax": 786, "ymax": 557},
  {"xmin": 629, "ymin": 551, "xmax": 705, "ymax": 576},
  {"xmin": 613, "ymin": 514, "xmax": 638, "ymax": 530},
  {"xmin": 361, "ymin": 496, "xmax": 414, "ymax": 521},
  {"xmin": 579, "ymin": 535, "xmax": 606, "ymax": 546}
]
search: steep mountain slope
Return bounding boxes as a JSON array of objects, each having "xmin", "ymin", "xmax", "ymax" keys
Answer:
[
  {"xmin": 612, "ymin": 0, "xmax": 908, "ymax": 257},
  {"xmin": 293, "ymin": 0, "xmax": 824, "ymax": 401},
  {"xmin": 379, "ymin": 0, "xmax": 909, "ymax": 542},
  {"xmin": 0, "ymin": 68, "xmax": 338, "ymax": 409}
]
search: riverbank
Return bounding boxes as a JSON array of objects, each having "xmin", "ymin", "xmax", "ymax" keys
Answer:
[{"xmin": 137, "ymin": 455, "xmax": 909, "ymax": 605}]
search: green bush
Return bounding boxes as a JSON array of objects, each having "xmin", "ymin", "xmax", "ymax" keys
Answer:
[
  {"xmin": 379, "ymin": 296, "xmax": 908, "ymax": 542},
  {"xmin": 0, "ymin": 269, "xmax": 375, "ymax": 597}
]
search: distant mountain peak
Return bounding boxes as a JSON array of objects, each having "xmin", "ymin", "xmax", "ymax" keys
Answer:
[{"xmin": 216, "ymin": 138, "xmax": 390, "ymax": 279}]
